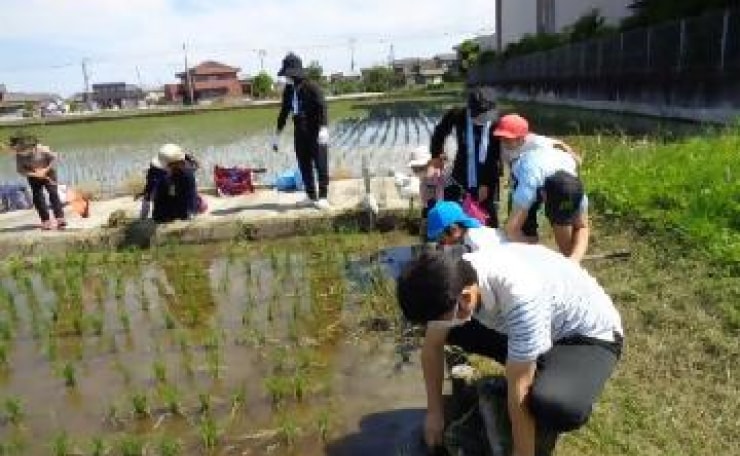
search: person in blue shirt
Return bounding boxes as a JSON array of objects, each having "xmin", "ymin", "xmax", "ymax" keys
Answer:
[{"xmin": 494, "ymin": 115, "xmax": 590, "ymax": 262}]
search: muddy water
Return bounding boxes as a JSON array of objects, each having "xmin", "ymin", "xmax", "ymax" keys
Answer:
[{"xmin": 0, "ymin": 234, "xmax": 428, "ymax": 455}]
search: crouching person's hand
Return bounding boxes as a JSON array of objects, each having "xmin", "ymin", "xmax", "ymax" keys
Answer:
[{"xmin": 424, "ymin": 409, "xmax": 445, "ymax": 450}]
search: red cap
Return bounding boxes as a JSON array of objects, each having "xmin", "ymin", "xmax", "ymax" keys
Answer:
[{"xmin": 493, "ymin": 114, "xmax": 529, "ymax": 139}]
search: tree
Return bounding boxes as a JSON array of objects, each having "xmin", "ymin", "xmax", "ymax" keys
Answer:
[
  {"xmin": 306, "ymin": 61, "xmax": 324, "ymax": 83},
  {"xmin": 362, "ymin": 66, "xmax": 396, "ymax": 92},
  {"xmin": 565, "ymin": 9, "xmax": 615, "ymax": 43},
  {"xmin": 456, "ymin": 39, "xmax": 481, "ymax": 75},
  {"xmin": 251, "ymin": 72, "xmax": 273, "ymax": 99},
  {"xmin": 622, "ymin": 0, "xmax": 736, "ymax": 29}
]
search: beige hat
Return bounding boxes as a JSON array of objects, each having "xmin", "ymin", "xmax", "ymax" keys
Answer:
[{"xmin": 154, "ymin": 143, "xmax": 185, "ymax": 168}]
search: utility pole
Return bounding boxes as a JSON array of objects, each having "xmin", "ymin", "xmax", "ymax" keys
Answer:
[
  {"xmin": 258, "ymin": 49, "xmax": 266, "ymax": 72},
  {"xmin": 182, "ymin": 42, "xmax": 195, "ymax": 105},
  {"xmin": 81, "ymin": 59, "xmax": 90, "ymax": 109},
  {"xmin": 349, "ymin": 37, "xmax": 356, "ymax": 73},
  {"xmin": 135, "ymin": 66, "xmax": 143, "ymax": 88},
  {"xmin": 388, "ymin": 43, "xmax": 395, "ymax": 67}
]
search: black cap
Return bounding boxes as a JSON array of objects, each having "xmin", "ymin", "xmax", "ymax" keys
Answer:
[
  {"xmin": 467, "ymin": 86, "xmax": 498, "ymax": 118},
  {"xmin": 8, "ymin": 131, "xmax": 38, "ymax": 149},
  {"xmin": 543, "ymin": 171, "xmax": 585, "ymax": 225},
  {"xmin": 277, "ymin": 53, "xmax": 305, "ymax": 78}
]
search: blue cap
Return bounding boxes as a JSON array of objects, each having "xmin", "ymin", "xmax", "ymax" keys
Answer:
[{"xmin": 426, "ymin": 201, "xmax": 482, "ymax": 241}]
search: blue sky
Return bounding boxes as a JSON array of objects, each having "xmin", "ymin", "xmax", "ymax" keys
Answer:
[{"xmin": 0, "ymin": 0, "xmax": 495, "ymax": 97}]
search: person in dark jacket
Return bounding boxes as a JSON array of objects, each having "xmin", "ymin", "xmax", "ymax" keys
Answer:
[
  {"xmin": 273, "ymin": 53, "xmax": 331, "ymax": 210},
  {"xmin": 150, "ymin": 144, "xmax": 198, "ymax": 223},
  {"xmin": 429, "ymin": 86, "xmax": 502, "ymax": 227}
]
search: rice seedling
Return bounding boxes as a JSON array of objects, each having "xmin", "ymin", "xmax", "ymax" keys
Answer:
[
  {"xmin": 264, "ymin": 375, "xmax": 292, "ymax": 408},
  {"xmin": 276, "ymin": 413, "xmax": 300, "ymax": 446},
  {"xmin": 0, "ymin": 342, "xmax": 8, "ymax": 368},
  {"xmin": 117, "ymin": 435, "xmax": 145, "ymax": 456},
  {"xmin": 62, "ymin": 362, "xmax": 76, "ymax": 387},
  {"xmin": 197, "ymin": 392, "xmax": 211, "ymax": 415},
  {"xmin": 229, "ymin": 385, "xmax": 247, "ymax": 417},
  {"xmin": 157, "ymin": 436, "xmax": 182, "ymax": 456},
  {"xmin": 88, "ymin": 436, "xmax": 106, "ymax": 456},
  {"xmin": 292, "ymin": 373, "xmax": 308, "ymax": 402},
  {"xmin": 163, "ymin": 312, "xmax": 176, "ymax": 330},
  {"xmin": 105, "ymin": 402, "xmax": 124, "ymax": 427},
  {"xmin": 50, "ymin": 431, "xmax": 70, "ymax": 456},
  {"xmin": 3, "ymin": 397, "xmax": 23, "ymax": 425},
  {"xmin": 131, "ymin": 392, "xmax": 149, "ymax": 418},
  {"xmin": 198, "ymin": 415, "xmax": 219, "ymax": 451},
  {"xmin": 205, "ymin": 349, "xmax": 221, "ymax": 379},
  {"xmin": 89, "ymin": 314, "xmax": 104, "ymax": 336},
  {"xmin": 0, "ymin": 320, "xmax": 12, "ymax": 342},
  {"xmin": 317, "ymin": 409, "xmax": 331, "ymax": 442},
  {"xmin": 71, "ymin": 315, "xmax": 84, "ymax": 336},
  {"xmin": 152, "ymin": 360, "xmax": 167, "ymax": 383},
  {"xmin": 160, "ymin": 384, "xmax": 182, "ymax": 415},
  {"xmin": 119, "ymin": 310, "xmax": 131, "ymax": 333}
]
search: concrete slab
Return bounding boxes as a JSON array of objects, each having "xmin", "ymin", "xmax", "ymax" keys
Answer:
[{"xmin": 0, "ymin": 178, "xmax": 418, "ymax": 257}]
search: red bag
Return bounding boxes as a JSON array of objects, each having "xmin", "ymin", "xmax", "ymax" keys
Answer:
[{"xmin": 462, "ymin": 192, "xmax": 490, "ymax": 224}]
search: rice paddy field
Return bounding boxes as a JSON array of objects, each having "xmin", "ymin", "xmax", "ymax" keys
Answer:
[{"xmin": 0, "ymin": 93, "xmax": 738, "ymax": 455}]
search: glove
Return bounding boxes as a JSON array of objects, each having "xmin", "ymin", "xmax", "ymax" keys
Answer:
[
  {"xmin": 139, "ymin": 200, "xmax": 151, "ymax": 219},
  {"xmin": 271, "ymin": 133, "xmax": 279, "ymax": 153},
  {"xmin": 317, "ymin": 126, "xmax": 329, "ymax": 146}
]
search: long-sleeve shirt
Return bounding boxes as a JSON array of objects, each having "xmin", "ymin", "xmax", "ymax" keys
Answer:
[
  {"xmin": 429, "ymin": 107, "xmax": 502, "ymax": 193},
  {"xmin": 15, "ymin": 145, "xmax": 55, "ymax": 175},
  {"xmin": 151, "ymin": 166, "xmax": 198, "ymax": 223},
  {"xmin": 276, "ymin": 79, "xmax": 327, "ymax": 134}
]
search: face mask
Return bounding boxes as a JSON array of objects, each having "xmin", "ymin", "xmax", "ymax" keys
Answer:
[
  {"xmin": 285, "ymin": 76, "xmax": 294, "ymax": 85},
  {"xmin": 427, "ymin": 298, "xmax": 472, "ymax": 330}
]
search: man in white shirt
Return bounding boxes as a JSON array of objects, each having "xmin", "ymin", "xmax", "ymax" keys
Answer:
[
  {"xmin": 397, "ymin": 247, "xmax": 624, "ymax": 456},
  {"xmin": 494, "ymin": 114, "xmax": 589, "ymax": 262}
]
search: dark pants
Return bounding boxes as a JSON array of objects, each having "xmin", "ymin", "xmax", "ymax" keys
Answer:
[
  {"xmin": 27, "ymin": 172, "xmax": 63, "ymax": 222},
  {"xmin": 508, "ymin": 182, "xmax": 541, "ymax": 237},
  {"xmin": 294, "ymin": 129, "xmax": 328, "ymax": 200},
  {"xmin": 447, "ymin": 319, "xmax": 622, "ymax": 433}
]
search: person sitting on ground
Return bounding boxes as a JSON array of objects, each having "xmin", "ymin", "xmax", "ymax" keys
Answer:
[
  {"xmin": 494, "ymin": 115, "xmax": 590, "ymax": 262},
  {"xmin": 430, "ymin": 86, "xmax": 503, "ymax": 227},
  {"xmin": 9, "ymin": 132, "xmax": 66, "ymax": 230},
  {"xmin": 396, "ymin": 247, "xmax": 624, "ymax": 455},
  {"xmin": 427, "ymin": 201, "xmax": 505, "ymax": 250},
  {"xmin": 150, "ymin": 143, "xmax": 199, "ymax": 223}
]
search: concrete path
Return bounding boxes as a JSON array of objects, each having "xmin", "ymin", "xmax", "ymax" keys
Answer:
[{"xmin": 0, "ymin": 178, "xmax": 415, "ymax": 256}]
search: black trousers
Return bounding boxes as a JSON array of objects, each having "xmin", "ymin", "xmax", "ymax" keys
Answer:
[
  {"xmin": 447, "ymin": 319, "xmax": 622, "ymax": 433},
  {"xmin": 27, "ymin": 172, "xmax": 64, "ymax": 222},
  {"xmin": 294, "ymin": 129, "xmax": 328, "ymax": 200}
]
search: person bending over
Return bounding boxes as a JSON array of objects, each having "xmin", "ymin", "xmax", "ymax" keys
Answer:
[{"xmin": 397, "ymin": 247, "xmax": 624, "ymax": 455}]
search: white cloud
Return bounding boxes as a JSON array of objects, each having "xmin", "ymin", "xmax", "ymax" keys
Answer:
[{"xmin": 0, "ymin": 0, "xmax": 495, "ymax": 94}]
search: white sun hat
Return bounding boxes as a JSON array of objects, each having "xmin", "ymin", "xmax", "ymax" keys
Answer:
[
  {"xmin": 407, "ymin": 145, "xmax": 431, "ymax": 168},
  {"xmin": 154, "ymin": 143, "xmax": 186, "ymax": 168}
]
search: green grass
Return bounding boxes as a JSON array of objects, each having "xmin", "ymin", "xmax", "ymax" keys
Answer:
[{"xmin": 577, "ymin": 128, "xmax": 740, "ymax": 280}]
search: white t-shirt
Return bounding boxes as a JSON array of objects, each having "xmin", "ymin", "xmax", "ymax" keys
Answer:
[
  {"xmin": 464, "ymin": 226, "xmax": 506, "ymax": 251},
  {"xmin": 463, "ymin": 244, "xmax": 623, "ymax": 362}
]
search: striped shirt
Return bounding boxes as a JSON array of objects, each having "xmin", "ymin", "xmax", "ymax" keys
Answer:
[
  {"xmin": 463, "ymin": 244, "xmax": 623, "ymax": 362},
  {"xmin": 511, "ymin": 145, "xmax": 588, "ymax": 212}
]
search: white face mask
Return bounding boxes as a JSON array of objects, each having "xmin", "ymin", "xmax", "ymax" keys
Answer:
[
  {"xmin": 285, "ymin": 76, "xmax": 294, "ymax": 85},
  {"xmin": 427, "ymin": 298, "xmax": 472, "ymax": 330}
]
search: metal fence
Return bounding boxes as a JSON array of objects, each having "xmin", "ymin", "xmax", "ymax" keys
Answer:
[{"xmin": 471, "ymin": 8, "xmax": 740, "ymax": 85}]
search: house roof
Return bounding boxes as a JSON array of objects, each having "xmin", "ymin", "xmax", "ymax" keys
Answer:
[
  {"xmin": 177, "ymin": 60, "xmax": 241, "ymax": 77},
  {"xmin": 1, "ymin": 92, "xmax": 60, "ymax": 103}
]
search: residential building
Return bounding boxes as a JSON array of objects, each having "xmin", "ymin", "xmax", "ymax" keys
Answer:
[
  {"xmin": 499, "ymin": 0, "xmax": 631, "ymax": 47},
  {"xmin": 166, "ymin": 60, "xmax": 243, "ymax": 103},
  {"xmin": 391, "ymin": 54, "xmax": 459, "ymax": 86},
  {"xmin": 92, "ymin": 82, "xmax": 144, "ymax": 108}
]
